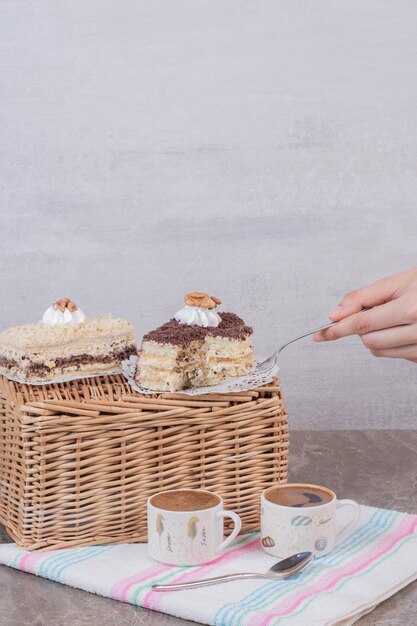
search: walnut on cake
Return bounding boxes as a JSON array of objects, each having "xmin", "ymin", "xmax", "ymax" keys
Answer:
[
  {"xmin": 0, "ymin": 298, "xmax": 136, "ymax": 382},
  {"xmin": 135, "ymin": 292, "xmax": 254, "ymax": 392}
]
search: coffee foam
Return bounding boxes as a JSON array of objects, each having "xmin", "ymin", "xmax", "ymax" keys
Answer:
[
  {"xmin": 150, "ymin": 490, "xmax": 220, "ymax": 512},
  {"xmin": 265, "ymin": 484, "xmax": 334, "ymax": 508}
]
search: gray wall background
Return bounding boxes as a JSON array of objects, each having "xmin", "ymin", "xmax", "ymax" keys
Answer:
[{"xmin": 1, "ymin": 1, "xmax": 417, "ymax": 429}]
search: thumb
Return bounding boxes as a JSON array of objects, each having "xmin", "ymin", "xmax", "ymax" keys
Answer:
[{"xmin": 329, "ymin": 276, "xmax": 399, "ymax": 321}]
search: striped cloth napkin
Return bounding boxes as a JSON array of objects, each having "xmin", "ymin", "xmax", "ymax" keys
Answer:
[{"xmin": 1, "ymin": 505, "xmax": 417, "ymax": 625}]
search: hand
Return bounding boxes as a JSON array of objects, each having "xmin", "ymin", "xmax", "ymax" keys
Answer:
[{"xmin": 314, "ymin": 268, "xmax": 417, "ymax": 363}]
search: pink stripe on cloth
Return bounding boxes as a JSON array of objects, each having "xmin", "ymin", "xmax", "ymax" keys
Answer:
[
  {"xmin": 144, "ymin": 535, "xmax": 260, "ymax": 611},
  {"xmin": 18, "ymin": 550, "xmax": 58, "ymax": 574},
  {"xmin": 111, "ymin": 563, "xmax": 172, "ymax": 601},
  {"xmin": 253, "ymin": 515, "xmax": 417, "ymax": 626}
]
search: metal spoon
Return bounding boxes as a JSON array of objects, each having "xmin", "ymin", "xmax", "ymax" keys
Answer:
[
  {"xmin": 151, "ymin": 551, "xmax": 314, "ymax": 591},
  {"xmin": 256, "ymin": 320, "xmax": 336, "ymax": 375},
  {"xmin": 257, "ymin": 308, "xmax": 369, "ymax": 375}
]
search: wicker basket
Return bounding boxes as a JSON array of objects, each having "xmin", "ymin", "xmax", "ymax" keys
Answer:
[{"xmin": 0, "ymin": 374, "xmax": 288, "ymax": 551}]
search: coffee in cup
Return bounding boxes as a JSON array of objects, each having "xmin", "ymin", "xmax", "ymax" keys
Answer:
[
  {"xmin": 261, "ymin": 483, "xmax": 360, "ymax": 558},
  {"xmin": 148, "ymin": 489, "xmax": 242, "ymax": 565},
  {"xmin": 265, "ymin": 484, "xmax": 334, "ymax": 508}
]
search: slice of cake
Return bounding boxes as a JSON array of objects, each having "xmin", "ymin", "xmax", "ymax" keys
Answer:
[
  {"xmin": 136, "ymin": 292, "xmax": 254, "ymax": 392},
  {"xmin": 0, "ymin": 297, "xmax": 136, "ymax": 382}
]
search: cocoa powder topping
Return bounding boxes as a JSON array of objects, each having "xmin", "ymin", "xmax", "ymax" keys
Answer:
[{"xmin": 143, "ymin": 312, "xmax": 253, "ymax": 346}]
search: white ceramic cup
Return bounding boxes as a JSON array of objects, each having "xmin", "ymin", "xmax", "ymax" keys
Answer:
[
  {"xmin": 261, "ymin": 483, "xmax": 360, "ymax": 558},
  {"xmin": 147, "ymin": 489, "xmax": 242, "ymax": 565}
]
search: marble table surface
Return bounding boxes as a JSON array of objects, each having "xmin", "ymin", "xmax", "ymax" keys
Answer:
[{"xmin": 1, "ymin": 430, "xmax": 416, "ymax": 626}]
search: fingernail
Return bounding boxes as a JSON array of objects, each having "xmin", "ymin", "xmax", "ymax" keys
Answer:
[{"xmin": 313, "ymin": 333, "xmax": 324, "ymax": 342}]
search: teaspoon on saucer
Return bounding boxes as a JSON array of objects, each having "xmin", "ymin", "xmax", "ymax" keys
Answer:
[{"xmin": 151, "ymin": 551, "xmax": 314, "ymax": 591}]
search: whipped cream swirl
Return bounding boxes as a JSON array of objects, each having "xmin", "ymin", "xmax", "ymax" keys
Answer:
[
  {"xmin": 42, "ymin": 305, "xmax": 86, "ymax": 326},
  {"xmin": 174, "ymin": 305, "xmax": 221, "ymax": 328}
]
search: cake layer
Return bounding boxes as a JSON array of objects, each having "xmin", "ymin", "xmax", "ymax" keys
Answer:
[
  {"xmin": 206, "ymin": 355, "xmax": 254, "ymax": 371},
  {"xmin": 136, "ymin": 325, "xmax": 254, "ymax": 392},
  {"xmin": 202, "ymin": 359, "xmax": 254, "ymax": 387},
  {"xmin": 24, "ymin": 361, "xmax": 123, "ymax": 382},
  {"xmin": 139, "ymin": 338, "xmax": 252, "ymax": 364},
  {"xmin": 136, "ymin": 370, "xmax": 189, "ymax": 392},
  {"xmin": 136, "ymin": 356, "xmax": 254, "ymax": 391},
  {"xmin": 205, "ymin": 335, "xmax": 253, "ymax": 357},
  {"xmin": 138, "ymin": 340, "xmax": 200, "ymax": 373},
  {"xmin": 0, "ymin": 336, "xmax": 135, "ymax": 366},
  {"xmin": 0, "ymin": 345, "xmax": 136, "ymax": 381},
  {"xmin": 0, "ymin": 314, "xmax": 136, "ymax": 382},
  {"xmin": 0, "ymin": 315, "xmax": 134, "ymax": 350}
]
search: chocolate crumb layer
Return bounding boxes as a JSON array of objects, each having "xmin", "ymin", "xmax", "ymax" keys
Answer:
[
  {"xmin": 26, "ymin": 363, "xmax": 49, "ymax": 377},
  {"xmin": 53, "ymin": 345, "xmax": 136, "ymax": 368},
  {"xmin": 16, "ymin": 345, "xmax": 136, "ymax": 379},
  {"xmin": 143, "ymin": 312, "xmax": 253, "ymax": 346},
  {"xmin": 0, "ymin": 356, "xmax": 17, "ymax": 369}
]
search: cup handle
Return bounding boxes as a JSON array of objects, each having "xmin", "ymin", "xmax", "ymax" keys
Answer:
[
  {"xmin": 215, "ymin": 511, "xmax": 242, "ymax": 553},
  {"xmin": 335, "ymin": 499, "xmax": 361, "ymax": 540}
]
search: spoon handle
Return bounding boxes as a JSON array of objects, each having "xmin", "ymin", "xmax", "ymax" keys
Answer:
[
  {"xmin": 277, "ymin": 320, "xmax": 336, "ymax": 356},
  {"xmin": 152, "ymin": 572, "xmax": 266, "ymax": 591},
  {"xmin": 277, "ymin": 307, "xmax": 369, "ymax": 356}
]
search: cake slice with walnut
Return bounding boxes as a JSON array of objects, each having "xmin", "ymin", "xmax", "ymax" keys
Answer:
[
  {"xmin": 135, "ymin": 292, "xmax": 254, "ymax": 392},
  {"xmin": 0, "ymin": 298, "xmax": 136, "ymax": 382}
]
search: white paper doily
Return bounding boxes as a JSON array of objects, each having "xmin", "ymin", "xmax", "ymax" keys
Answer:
[
  {"xmin": 1, "ymin": 367, "xmax": 123, "ymax": 386},
  {"xmin": 122, "ymin": 355, "xmax": 279, "ymax": 396}
]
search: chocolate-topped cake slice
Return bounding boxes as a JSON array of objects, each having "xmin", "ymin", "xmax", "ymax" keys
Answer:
[
  {"xmin": 0, "ymin": 298, "xmax": 136, "ymax": 382},
  {"xmin": 136, "ymin": 292, "xmax": 254, "ymax": 392}
]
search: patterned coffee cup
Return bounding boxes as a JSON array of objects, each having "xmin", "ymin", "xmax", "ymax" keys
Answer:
[
  {"xmin": 261, "ymin": 483, "xmax": 360, "ymax": 558},
  {"xmin": 147, "ymin": 489, "xmax": 242, "ymax": 565}
]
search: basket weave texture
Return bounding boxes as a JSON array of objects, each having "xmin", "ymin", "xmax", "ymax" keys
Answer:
[{"xmin": 0, "ymin": 374, "xmax": 288, "ymax": 551}]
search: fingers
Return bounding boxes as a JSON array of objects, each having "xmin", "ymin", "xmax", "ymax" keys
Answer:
[
  {"xmin": 314, "ymin": 300, "xmax": 406, "ymax": 342},
  {"xmin": 329, "ymin": 275, "xmax": 401, "ymax": 322},
  {"xmin": 360, "ymin": 324, "xmax": 417, "ymax": 350},
  {"xmin": 368, "ymin": 344, "xmax": 417, "ymax": 360}
]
